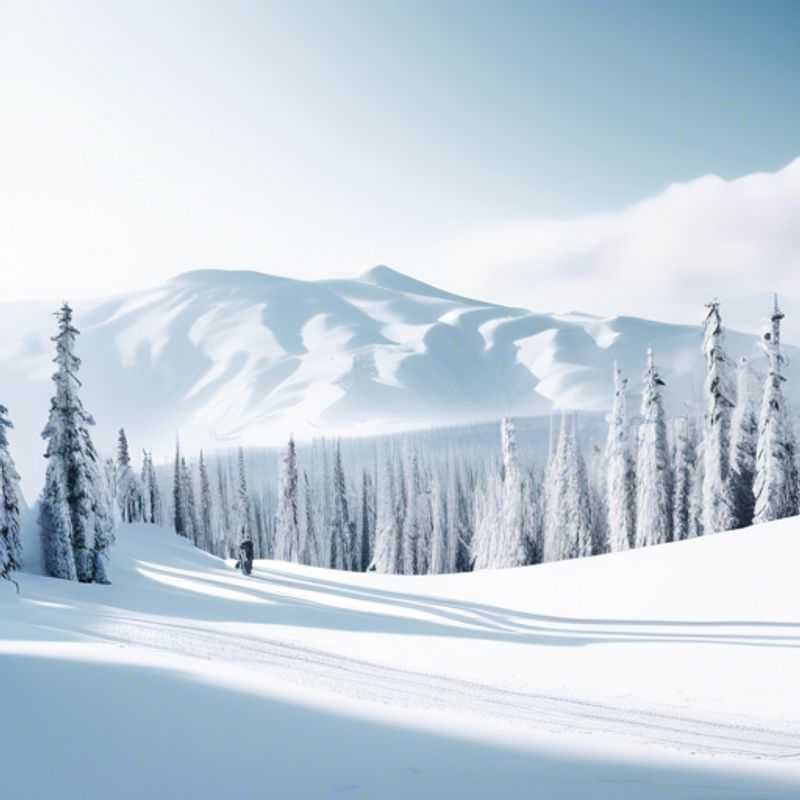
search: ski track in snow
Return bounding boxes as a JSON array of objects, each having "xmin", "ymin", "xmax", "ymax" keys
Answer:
[{"xmin": 81, "ymin": 568, "xmax": 800, "ymax": 764}]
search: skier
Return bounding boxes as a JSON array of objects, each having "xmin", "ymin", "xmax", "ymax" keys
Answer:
[{"xmin": 237, "ymin": 539, "xmax": 254, "ymax": 576}]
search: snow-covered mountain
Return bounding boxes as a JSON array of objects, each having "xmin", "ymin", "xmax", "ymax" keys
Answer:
[
  {"xmin": 0, "ymin": 266, "xmax": 795, "ymax": 493},
  {"xmin": 4, "ymin": 518, "xmax": 800, "ymax": 797}
]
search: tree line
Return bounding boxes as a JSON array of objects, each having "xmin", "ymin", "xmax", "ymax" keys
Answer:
[
  {"xmin": 1, "ymin": 296, "xmax": 797, "ymax": 585},
  {"xmin": 126, "ymin": 295, "xmax": 798, "ymax": 575}
]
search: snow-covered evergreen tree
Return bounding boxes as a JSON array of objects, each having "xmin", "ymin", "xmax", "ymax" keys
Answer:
[
  {"xmin": 173, "ymin": 438, "xmax": 187, "ymax": 538},
  {"xmin": 754, "ymin": 295, "xmax": 799, "ymax": 523},
  {"xmin": 275, "ymin": 437, "xmax": 301, "ymax": 562},
  {"xmin": 40, "ymin": 303, "xmax": 114, "ymax": 583},
  {"xmin": 180, "ymin": 457, "xmax": 198, "ymax": 545},
  {"xmin": 474, "ymin": 418, "xmax": 531, "ymax": 569},
  {"xmin": 688, "ymin": 440, "xmax": 705, "ymax": 539},
  {"xmin": 730, "ymin": 357, "xmax": 761, "ymax": 528},
  {"xmin": 368, "ymin": 462, "xmax": 379, "ymax": 561},
  {"xmin": 103, "ymin": 457, "xmax": 120, "ymax": 525},
  {"xmin": 151, "ymin": 459, "xmax": 163, "ymax": 527},
  {"xmin": 0, "ymin": 404, "xmax": 23, "ymax": 577},
  {"xmin": 140, "ymin": 450, "xmax": 153, "ymax": 524},
  {"xmin": 634, "ymin": 349, "xmax": 673, "ymax": 548},
  {"xmin": 701, "ymin": 301, "xmax": 737, "ymax": 534},
  {"xmin": 403, "ymin": 447, "xmax": 433, "ymax": 575},
  {"xmin": 92, "ymin": 498, "xmax": 114, "ymax": 585},
  {"xmin": 301, "ymin": 469, "xmax": 320, "ymax": 566},
  {"xmin": 198, "ymin": 451, "xmax": 213, "ymax": 551},
  {"xmin": 252, "ymin": 492, "xmax": 267, "ymax": 558},
  {"xmin": 605, "ymin": 363, "xmax": 635, "ymax": 552},
  {"xmin": 500, "ymin": 417, "xmax": 530, "ymax": 566},
  {"xmin": 472, "ymin": 460, "xmax": 503, "ymax": 569},
  {"xmin": 356, "ymin": 469, "xmax": 373, "ymax": 572},
  {"xmin": 263, "ymin": 484, "xmax": 276, "ymax": 558},
  {"xmin": 429, "ymin": 469, "xmax": 449, "ymax": 574},
  {"xmin": 524, "ymin": 466, "xmax": 544, "ymax": 565},
  {"xmin": 39, "ymin": 474, "xmax": 77, "ymax": 581},
  {"xmin": 372, "ymin": 448, "xmax": 405, "ymax": 574},
  {"xmin": 215, "ymin": 459, "xmax": 232, "ymax": 555},
  {"xmin": 672, "ymin": 417, "xmax": 698, "ymax": 541},
  {"xmin": 116, "ymin": 429, "xmax": 142, "ymax": 523},
  {"xmin": 141, "ymin": 450, "xmax": 164, "ymax": 525},
  {"xmin": 544, "ymin": 413, "xmax": 593, "ymax": 561},
  {"xmin": 320, "ymin": 441, "xmax": 334, "ymax": 566},
  {"xmin": 587, "ymin": 442, "xmax": 608, "ymax": 555},
  {"xmin": 329, "ymin": 442, "xmax": 352, "ymax": 570},
  {"xmin": 234, "ymin": 448, "xmax": 251, "ymax": 548},
  {"xmin": 451, "ymin": 462, "xmax": 473, "ymax": 572}
]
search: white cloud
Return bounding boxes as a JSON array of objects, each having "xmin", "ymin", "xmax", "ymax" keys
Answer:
[{"xmin": 431, "ymin": 158, "xmax": 800, "ymax": 341}]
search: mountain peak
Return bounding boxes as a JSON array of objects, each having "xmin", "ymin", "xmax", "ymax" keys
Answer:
[
  {"xmin": 360, "ymin": 265, "xmax": 422, "ymax": 287},
  {"xmin": 358, "ymin": 265, "xmax": 485, "ymax": 304}
]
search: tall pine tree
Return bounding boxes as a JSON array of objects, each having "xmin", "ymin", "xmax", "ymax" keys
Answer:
[
  {"xmin": 606, "ymin": 363, "xmax": 635, "ymax": 552},
  {"xmin": 275, "ymin": 437, "xmax": 301, "ymax": 562},
  {"xmin": 329, "ymin": 441, "xmax": 352, "ymax": 570},
  {"xmin": 372, "ymin": 447, "xmax": 405, "ymax": 573},
  {"xmin": 40, "ymin": 303, "xmax": 114, "ymax": 583},
  {"xmin": 181, "ymin": 457, "xmax": 199, "ymax": 545},
  {"xmin": 474, "ymin": 418, "xmax": 530, "ymax": 569},
  {"xmin": 141, "ymin": 450, "xmax": 163, "ymax": 526},
  {"xmin": 701, "ymin": 300, "xmax": 736, "ymax": 534},
  {"xmin": 116, "ymin": 428, "xmax": 142, "ymax": 523},
  {"xmin": 301, "ymin": 469, "xmax": 320, "ymax": 566},
  {"xmin": 216, "ymin": 459, "xmax": 232, "ymax": 555},
  {"xmin": 451, "ymin": 462, "xmax": 473, "ymax": 572},
  {"xmin": 500, "ymin": 417, "xmax": 530, "ymax": 567},
  {"xmin": 173, "ymin": 437, "xmax": 186, "ymax": 538},
  {"xmin": 635, "ymin": 349, "xmax": 673, "ymax": 548},
  {"xmin": 199, "ymin": 451, "xmax": 214, "ymax": 551},
  {"xmin": 140, "ymin": 450, "xmax": 153, "ymax": 524},
  {"xmin": 403, "ymin": 448, "xmax": 433, "ymax": 575},
  {"xmin": 235, "ymin": 448, "xmax": 252, "ymax": 549},
  {"xmin": 429, "ymin": 468, "xmax": 449, "ymax": 575},
  {"xmin": 730, "ymin": 357, "xmax": 761, "ymax": 528},
  {"xmin": 754, "ymin": 295, "xmax": 799, "ymax": 523},
  {"xmin": 357, "ymin": 469, "xmax": 373, "ymax": 571},
  {"xmin": 672, "ymin": 417, "xmax": 698, "ymax": 541},
  {"xmin": 544, "ymin": 413, "xmax": 593, "ymax": 561},
  {"xmin": 0, "ymin": 404, "xmax": 23, "ymax": 578},
  {"xmin": 473, "ymin": 459, "xmax": 503, "ymax": 568}
]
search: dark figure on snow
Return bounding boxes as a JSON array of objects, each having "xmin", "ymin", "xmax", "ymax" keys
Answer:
[{"xmin": 237, "ymin": 539, "xmax": 254, "ymax": 576}]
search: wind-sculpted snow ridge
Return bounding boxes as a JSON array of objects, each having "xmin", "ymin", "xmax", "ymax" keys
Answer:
[
  {"xmin": 0, "ymin": 266, "xmax": 796, "ymax": 494},
  {"xmin": 2, "ymin": 519, "xmax": 800, "ymax": 798}
]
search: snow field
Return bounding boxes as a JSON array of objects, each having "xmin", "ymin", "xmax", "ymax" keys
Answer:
[{"xmin": 3, "ymin": 519, "xmax": 800, "ymax": 797}]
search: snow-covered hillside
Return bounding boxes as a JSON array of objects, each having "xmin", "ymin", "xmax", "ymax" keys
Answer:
[
  {"xmin": 1, "ymin": 266, "xmax": 795, "ymax": 494},
  {"xmin": 3, "ymin": 520, "xmax": 800, "ymax": 798}
]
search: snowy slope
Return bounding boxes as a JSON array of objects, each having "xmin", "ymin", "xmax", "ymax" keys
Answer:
[
  {"xmin": 2, "ymin": 520, "xmax": 800, "ymax": 798},
  {"xmin": 1, "ymin": 266, "xmax": 796, "ymax": 495}
]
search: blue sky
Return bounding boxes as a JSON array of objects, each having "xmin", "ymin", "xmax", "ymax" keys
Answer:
[
  {"xmin": 2, "ymin": 0, "xmax": 799, "ymax": 331},
  {"xmin": 250, "ymin": 0, "xmax": 799, "ymax": 214}
]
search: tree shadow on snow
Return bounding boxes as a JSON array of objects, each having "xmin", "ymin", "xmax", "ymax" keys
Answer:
[{"xmin": 63, "ymin": 557, "xmax": 800, "ymax": 652}]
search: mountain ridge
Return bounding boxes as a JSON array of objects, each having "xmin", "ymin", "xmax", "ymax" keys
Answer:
[{"xmin": 0, "ymin": 266, "xmax": 795, "ymax": 495}]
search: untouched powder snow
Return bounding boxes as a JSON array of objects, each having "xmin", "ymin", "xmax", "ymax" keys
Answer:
[{"xmin": 3, "ymin": 521, "xmax": 800, "ymax": 797}]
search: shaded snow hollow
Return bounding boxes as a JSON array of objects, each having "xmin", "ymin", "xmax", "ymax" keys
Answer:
[{"xmin": 2, "ymin": 519, "xmax": 800, "ymax": 798}]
